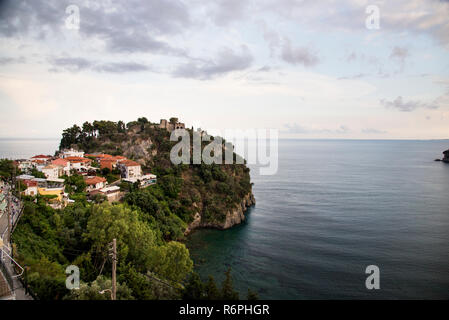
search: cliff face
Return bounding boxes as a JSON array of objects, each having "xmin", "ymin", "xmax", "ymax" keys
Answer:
[{"xmin": 185, "ymin": 192, "xmax": 255, "ymax": 235}]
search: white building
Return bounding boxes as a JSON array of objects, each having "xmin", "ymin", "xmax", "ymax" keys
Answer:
[
  {"xmin": 84, "ymin": 176, "xmax": 107, "ymax": 191},
  {"xmin": 17, "ymin": 160, "xmax": 34, "ymax": 173},
  {"xmin": 99, "ymin": 186, "xmax": 121, "ymax": 202},
  {"xmin": 122, "ymin": 174, "xmax": 157, "ymax": 187},
  {"xmin": 42, "ymin": 164, "xmax": 59, "ymax": 179},
  {"xmin": 51, "ymin": 158, "xmax": 71, "ymax": 176},
  {"xmin": 61, "ymin": 148, "xmax": 85, "ymax": 159},
  {"xmin": 22, "ymin": 180, "xmax": 38, "ymax": 196},
  {"xmin": 117, "ymin": 160, "xmax": 142, "ymax": 179}
]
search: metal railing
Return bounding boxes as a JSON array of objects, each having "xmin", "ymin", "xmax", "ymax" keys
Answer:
[{"xmin": 0, "ymin": 252, "xmax": 14, "ymax": 295}]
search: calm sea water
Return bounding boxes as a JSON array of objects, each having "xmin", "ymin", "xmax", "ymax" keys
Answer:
[
  {"xmin": 0, "ymin": 138, "xmax": 59, "ymax": 159},
  {"xmin": 187, "ymin": 139, "xmax": 449, "ymax": 299}
]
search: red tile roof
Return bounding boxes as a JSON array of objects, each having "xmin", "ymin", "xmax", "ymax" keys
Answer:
[
  {"xmin": 65, "ymin": 157, "xmax": 91, "ymax": 163},
  {"xmin": 23, "ymin": 180, "xmax": 37, "ymax": 187},
  {"xmin": 52, "ymin": 158, "xmax": 70, "ymax": 166},
  {"xmin": 31, "ymin": 159, "xmax": 46, "ymax": 164},
  {"xmin": 84, "ymin": 176, "xmax": 107, "ymax": 185},
  {"xmin": 31, "ymin": 155, "xmax": 51, "ymax": 159},
  {"xmin": 100, "ymin": 159, "xmax": 117, "ymax": 170},
  {"xmin": 120, "ymin": 160, "xmax": 140, "ymax": 167}
]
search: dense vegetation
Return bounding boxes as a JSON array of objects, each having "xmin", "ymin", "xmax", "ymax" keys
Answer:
[
  {"xmin": 0, "ymin": 158, "xmax": 15, "ymax": 181},
  {"xmin": 7, "ymin": 117, "xmax": 255, "ymax": 300}
]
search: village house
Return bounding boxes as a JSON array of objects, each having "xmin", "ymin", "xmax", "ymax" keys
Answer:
[
  {"xmin": 51, "ymin": 158, "xmax": 71, "ymax": 176},
  {"xmin": 99, "ymin": 186, "xmax": 121, "ymax": 202},
  {"xmin": 61, "ymin": 148, "xmax": 85, "ymax": 159},
  {"xmin": 84, "ymin": 176, "xmax": 107, "ymax": 191},
  {"xmin": 42, "ymin": 164, "xmax": 60, "ymax": 179},
  {"xmin": 117, "ymin": 160, "xmax": 142, "ymax": 179},
  {"xmin": 85, "ymin": 153, "xmax": 113, "ymax": 161},
  {"xmin": 22, "ymin": 179, "xmax": 38, "ymax": 196},
  {"xmin": 38, "ymin": 178, "xmax": 65, "ymax": 202},
  {"xmin": 17, "ymin": 160, "xmax": 34, "ymax": 173},
  {"xmin": 122, "ymin": 174, "xmax": 157, "ymax": 188},
  {"xmin": 99, "ymin": 156, "xmax": 126, "ymax": 171},
  {"xmin": 65, "ymin": 156, "xmax": 92, "ymax": 172},
  {"xmin": 30, "ymin": 154, "xmax": 52, "ymax": 162}
]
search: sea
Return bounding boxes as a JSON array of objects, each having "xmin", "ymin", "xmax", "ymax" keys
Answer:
[
  {"xmin": 1, "ymin": 138, "xmax": 448, "ymax": 299},
  {"xmin": 186, "ymin": 139, "xmax": 449, "ymax": 299}
]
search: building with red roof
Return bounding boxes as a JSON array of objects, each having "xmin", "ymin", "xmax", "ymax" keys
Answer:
[
  {"xmin": 117, "ymin": 160, "xmax": 142, "ymax": 179},
  {"xmin": 84, "ymin": 176, "xmax": 107, "ymax": 191},
  {"xmin": 22, "ymin": 179, "xmax": 38, "ymax": 196}
]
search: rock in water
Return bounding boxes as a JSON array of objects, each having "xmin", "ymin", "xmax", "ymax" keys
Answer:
[{"xmin": 443, "ymin": 149, "xmax": 449, "ymax": 163}]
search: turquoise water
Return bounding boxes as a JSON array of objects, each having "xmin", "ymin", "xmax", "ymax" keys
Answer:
[{"xmin": 187, "ymin": 140, "xmax": 449, "ymax": 299}]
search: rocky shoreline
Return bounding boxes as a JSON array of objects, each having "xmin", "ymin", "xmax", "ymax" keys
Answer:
[
  {"xmin": 184, "ymin": 192, "xmax": 256, "ymax": 235},
  {"xmin": 435, "ymin": 149, "xmax": 449, "ymax": 163}
]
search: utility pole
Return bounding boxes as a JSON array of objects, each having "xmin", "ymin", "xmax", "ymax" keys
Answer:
[
  {"xmin": 111, "ymin": 238, "xmax": 117, "ymax": 300},
  {"xmin": 7, "ymin": 190, "xmax": 11, "ymax": 245}
]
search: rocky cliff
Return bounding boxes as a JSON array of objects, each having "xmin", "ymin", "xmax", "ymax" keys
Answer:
[
  {"xmin": 185, "ymin": 192, "xmax": 255, "ymax": 235},
  {"xmin": 60, "ymin": 118, "xmax": 256, "ymax": 235}
]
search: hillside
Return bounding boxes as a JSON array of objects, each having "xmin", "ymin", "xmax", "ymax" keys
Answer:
[{"xmin": 59, "ymin": 117, "xmax": 255, "ymax": 234}]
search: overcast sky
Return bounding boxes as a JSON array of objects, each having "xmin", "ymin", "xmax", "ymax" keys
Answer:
[{"xmin": 0, "ymin": 0, "xmax": 448, "ymax": 139}]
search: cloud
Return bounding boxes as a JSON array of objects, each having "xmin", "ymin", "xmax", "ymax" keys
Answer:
[
  {"xmin": 49, "ymin": 57, "xmax": 92, "ymax": 72},
  {"xmin": 380, "ymin": 96, "xmax": 439, "ymax": 112},
  {"xmin": 0, "ymin": 0, "xmax": 191, "ymax": 55},
  {"xmin": 49, "ymin": 56, "xmax": 151, "ymax": 73},
  {"xmin": 260, "ymin": 0, "xmax": 449, "ymax": 47},
  {"xmin": 390, "ymin": 46, "xmax": 409, "ymax": 61},
  {"xmin": 281, "ymin": 39, "xmax": 319, "ymax": 67},
  {"xmin": 338, "ymin": 73, "xmax": 367, "ymax": 80},
  {"xmin": 172, "ymin": 46, "xmax": 253, "ymax": 79},
  {"xmin": 361, "ymin": 128, "xmax": 387, "ymax": 134},
  {"xmin": 0, "ymin": 56, "xmax": 26, "ymax": 65},
  {"xmin": 212, "ymin": 0, "xmax": 252, "ymax": 26},
  {"xmin": 93, "ymin": 62, "xmax": 151, "ymax": 73},
  {"xmin": 282, "ymin": 123, "xmax": 309, "ymax": 134},
  {"xmin": 282, "ymin": 123, "xmax": 350, "ymax": 134}
]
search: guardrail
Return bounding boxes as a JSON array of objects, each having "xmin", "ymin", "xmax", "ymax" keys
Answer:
[{"xmin": 0, "ymin": 252, "xmax": 14, "ymax": 296}]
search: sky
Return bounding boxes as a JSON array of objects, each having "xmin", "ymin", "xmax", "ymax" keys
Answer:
[{"xmin": 0, "ymin": 0, "xmax": 448, "ymax": 140}]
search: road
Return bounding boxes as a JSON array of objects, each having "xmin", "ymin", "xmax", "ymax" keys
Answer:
[
  {"xmin": 0, "ymin": 184, "xmax": 22, "ymax": 242},
  {"xmin": 0, "ymin": 183, "xmax": 31, "ymax": 300}
]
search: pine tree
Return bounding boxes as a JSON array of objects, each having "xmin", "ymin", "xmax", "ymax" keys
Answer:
[
  {"xmin": 247, "ymin": 288, "xmax": 259, "ymax": 300},
  {"xmin": 183, "ymin": 272, "xmax": 204, "ymax": 300},
  {"xmin": 204, "ymin": 275, "xmax": 220, "ymax": 300},
  {"xmin": 221, "ymin": 268, "xmax": 239, "ymax": 300}
]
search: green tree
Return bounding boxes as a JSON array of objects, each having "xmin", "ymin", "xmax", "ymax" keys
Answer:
[
  {"xmin": 183, "ymin": 272, "xmax": 204, "ymax": 300},
  {"xmin": 84, "ymin": 203, "xmax": 157, "ymax": 271},
  {"xmin": 64, "ymin": 174, "xmax": 86, "ymax": 193},
  {"xmin": 30, "ymin": 168, "xmax": 46, "ymax": 179},
  {"xmin": 67, "ymin": 275, "xmax": 134, "ymax": 300},
  {"xmin": 221, "ymin": 268, "xmax": 239, "ymax": 300},
  {"xmin": 247, "ymin": 289, "xmax": 259, "ymax": 300},
  {"xmin": 205, "ymin": 275, "xmax": 220, "ymax": 300},
  {"xmin": 0, "ymin": 159, "xmax": 15, "ymax": 180},
  {"xmin": 148, "ymin": 241, "xmax": 193, "ymax": 283},
  {"xmin": 169, "ymin": 117, "xmax": 178, "ymax": 124}
]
